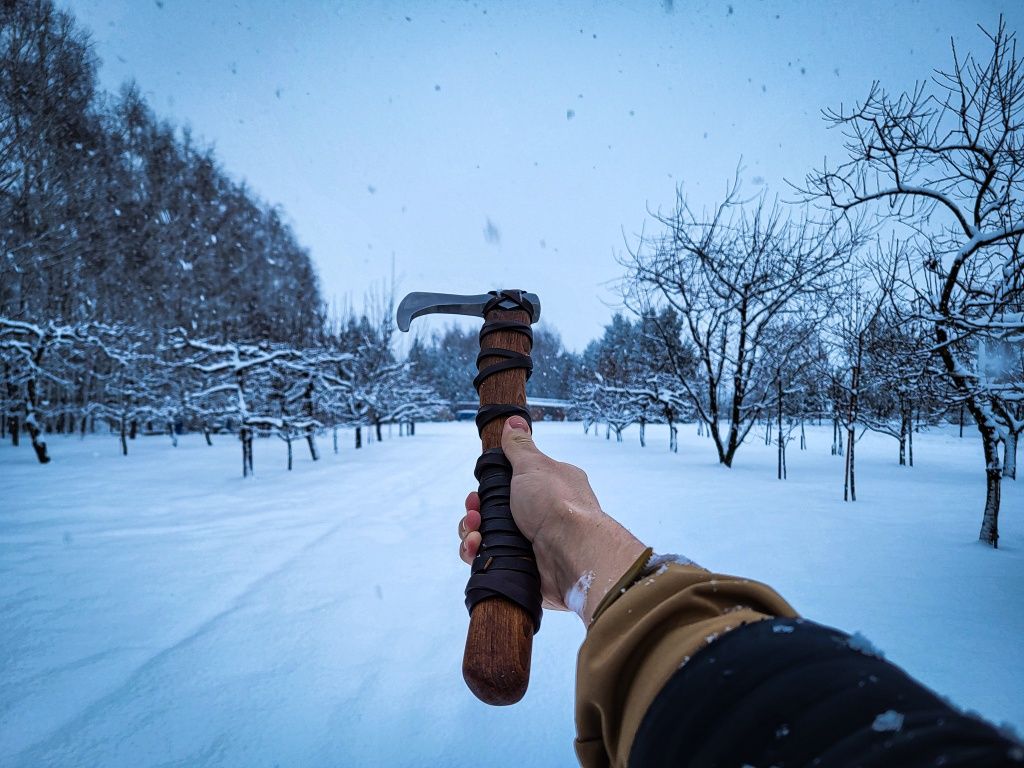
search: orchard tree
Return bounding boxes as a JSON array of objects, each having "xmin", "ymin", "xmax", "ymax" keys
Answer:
[
  {"xmin": 859, "ymin": 305, "xmax": 949, "ymax": 468},
  {"xmin": 622, "ymin": 183, "xmax": 859, "ymax": 466},
  {"xmin": 806, "ymin": 19, "xmax": 1024, "ymax": 545},
  {"xmin": 761, "ymin": 318, "xmax": 824, "ymax": 480},
  {"xmin": 820, "ymin": 246, "xmax": 905, "ymax": 500},
  {"xmin": 169, "ymin": 333, "xmax": 301, "ymax": 477},
  {"xmin": 0, "ymin": 317, "xmax": 82, "ymax": 462}
]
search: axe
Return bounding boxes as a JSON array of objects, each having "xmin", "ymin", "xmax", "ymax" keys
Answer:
[{"xmin": 397, "ymin": 289, "xmax": 542, "ymax": 705}]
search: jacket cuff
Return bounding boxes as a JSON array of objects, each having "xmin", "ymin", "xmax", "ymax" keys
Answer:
[{"xmin": 589, "ymin": 547, "xmax": 653, "ymax": 625}]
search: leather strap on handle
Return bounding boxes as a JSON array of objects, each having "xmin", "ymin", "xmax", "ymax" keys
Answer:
[{"xmin": 462, "ymin": 295, "xmax": 541, "ymax": 705}]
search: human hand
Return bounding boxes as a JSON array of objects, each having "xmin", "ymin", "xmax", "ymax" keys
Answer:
[{"xmin": 458, "ymin": 416, "xmax": 647, "ymax": 624}]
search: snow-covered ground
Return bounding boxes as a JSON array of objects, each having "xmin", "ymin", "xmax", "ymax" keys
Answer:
[{"xmin": 1, "ymin": 422, "xmax": 1021, "ymax": 767}]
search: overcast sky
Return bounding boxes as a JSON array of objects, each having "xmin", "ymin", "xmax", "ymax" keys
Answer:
[{"xmin": 64, "ymin": 0, "xmax": 1018, "ymax": 351}]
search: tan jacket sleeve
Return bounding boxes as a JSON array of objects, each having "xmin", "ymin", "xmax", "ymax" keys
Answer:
[{"xmin": 573, "ymin": 552, "xmax": 798, "ymax": 768}]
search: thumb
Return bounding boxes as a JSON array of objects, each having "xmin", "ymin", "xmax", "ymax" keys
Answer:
[{"xmin": 501, "ymin": 416, "xmax": 545, "ymax": 471}]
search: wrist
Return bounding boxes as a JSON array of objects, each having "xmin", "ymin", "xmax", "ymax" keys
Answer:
[{"xmin": 558, "ymin": 509, "xmax": 647, "ymax": 625}]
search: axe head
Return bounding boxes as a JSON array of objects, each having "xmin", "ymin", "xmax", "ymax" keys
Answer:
[{"xmin": 396, "ymin": 290, "xmax": 541, "ymax": 332}]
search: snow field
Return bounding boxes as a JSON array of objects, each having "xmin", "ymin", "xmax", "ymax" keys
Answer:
[{"xmin": 1, "ymin": 421, "xmax": 1021, "ymax": 766}]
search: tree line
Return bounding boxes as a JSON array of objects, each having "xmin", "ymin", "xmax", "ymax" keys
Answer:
[
  {"xmin": 1, "ymin": 1, "xmax": 320, "ymax": 340},
  {"xmin": 573, "ymin": 20, "xmax": 1023, "ymax": 548},
  {"xmin": 407, "ymin": 323, "xmax": 580, "ymax": 405},
  {"xmin": 0, "ymin": 310, "xmax": 443, "ymax": 476},
  {"xmin": 1, "ymin": 3, "xmax": 1020, "ymax": 547},
  {"xmin": 0, "ymin": 1, "xmax": 443, "ymax": 475}
]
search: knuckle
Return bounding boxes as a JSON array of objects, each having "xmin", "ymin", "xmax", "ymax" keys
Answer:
[{"xmin": 509, "ymin": 432, "xmax": 535, "ymax": 450}]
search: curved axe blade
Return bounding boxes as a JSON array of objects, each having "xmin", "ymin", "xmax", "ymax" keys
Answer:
[{"xmin": 397, "ymin": 291, "xmax": 541, "ymax": 332}]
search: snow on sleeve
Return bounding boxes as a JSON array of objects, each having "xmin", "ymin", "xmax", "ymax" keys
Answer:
[
  {"xmin": 847, "ymin": 631, "xmax": 885, "ymax": 658},
  {"xmin": 871, "ymin": 709, "xmax": 904, "ymax": 732},
  {"xmin": 645, "ymin": 552, "xmax": 698, "ymax": 572}
]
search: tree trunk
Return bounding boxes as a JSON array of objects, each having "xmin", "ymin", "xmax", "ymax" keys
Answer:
[
  {"xmin": 167, "ymin": 421, "xmax": 178, "ymax": 448},
  {"xmin": 606, "ymin": 423, "xmax": 610, "ymax": 440},
  {"xmin": 668, "ymin": 416, "xmax": 677, "ymax": 453},
  {"xmin": 120, "ymin": 417, "xmax": 128, "ymax": 456},
  {"xmin": 410, "ymin": 421, "xmax": 415, "ymax": 436},
  {"xmin": 27, "ymin": 421, "xmax": 49, "ymax": 463},
  {"xmin": 908, "ymin": 412, "xmax": 914, "ymax": 468},
  {"xmin": 203, "ymin": 426, "xmax": 213, "ymax": 446},
  {"xmin": 639, "ymin": 417, "xmax": 646, "ymax": 448},
  {"xmin": 898, "ymin": 399, "xmax": 908, "ymax": 466},
  {"xmin": 287, "ymin": 436, "xmax": 293, "ymax": 471},
  {"xmin": 979, "ymin": 435, "xmax": 1001, "ymax": 547},
  {"xmin": 10, "ymin": 416, "xmax": 19, "ymax": 447},
  {"xmin": 1003, "ymin": 432, "xmax": 1017, "ymax": 480},
  {"xmin": 843, "ymin": 359, "xmax": 860, "ymax": 500},
  {"xmin": 716, "ymin": 417, "xmax": 735, "ymax": 466},
  {"xmin": 333, "ymin": 426, "xmax": 338, "ymax": 454},
  {"xmin": 831, "ymin": 414, "xmax": 842, "ymax": 456},
  {"xmin": 375, "ymin": 419, "xmax": 383, "ymax": 442},
  {"xmin": 129, "ymin": 419, "xmax": 138, "ymax": 440},
  {"xmin": 24, "ymin": 379, "xmax": 50, "ymax": 464},
  {"xmin": 959, "ymin": 404, "xmax": 964, "ymax": 438},
  {"xmin": 355, "ymin": 426, "xmax": 362, "ymax": 449},
  {"xmin": 844, "ymin": 426, "xmax": 856, "ymax": 501},
  {"xmin": 777, "ymin": 376, "xmax": 785, "ymax": 480},
  {"xmin": 307, "ymin": 430, "xmax": 319, "ymax": 461},
  {"xmin": 241, "ymin": 427, "xmax": 254, "ymax": 478}
]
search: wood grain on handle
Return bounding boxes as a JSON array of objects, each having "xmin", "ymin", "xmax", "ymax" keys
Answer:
[{"xmin": 462, "ymin": 306, "xmax": 535, "ymax": 705}]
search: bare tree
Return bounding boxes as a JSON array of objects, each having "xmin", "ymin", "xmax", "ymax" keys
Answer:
[
  {"xmin": 762, "ymin": 319, "xmax": 823, "ymax": 480},
  {"xmin": 824, "ymin": 257, "xmax": 896, "ymax": 500},
  {"xmin": 0, "ymin": 317, "xmax": 83, "ymax": 462},
  {"xmin": 169, "ymin": 334, "xmax": 301, "ymax": 477},
  {"xmin": 621, "ymin": 182, "xmax": 858, "ymax": 466},
  {"xmin": 804, "ymin": 19, "xmax": 1024, "ymax": 545},
  {"xmin": 859, "ymin": 305, "xmax": 949, "ymax": 468}
]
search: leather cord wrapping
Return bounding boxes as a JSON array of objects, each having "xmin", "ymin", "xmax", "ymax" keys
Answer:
[
  {"xmin": 475, "ymin": 404, "xmax": 532, "ymax": 435},
  {"xmin": 466, "ymin": 449, "xmax": 543, "ymax": 632},
  {"xmin": 473, "ymin": 348, "xmax": 533, "ymax": 391},
  {"xmin": 472, "ymin": 291, "xmax": 536, "ymax": 437},
  {"xmin": 465, "ymin": 289, "xmax": 542, "ymax": 632}
]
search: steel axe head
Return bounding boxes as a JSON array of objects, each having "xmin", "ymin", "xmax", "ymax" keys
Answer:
[{"xmin": 396, "ymin": 290, "xmax": 542, "ymax": 332}]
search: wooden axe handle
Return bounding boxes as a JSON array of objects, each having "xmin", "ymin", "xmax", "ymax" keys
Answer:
[{"xmin": 462, "ymin": 306, "xmax": 535, "ymax": 705}]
